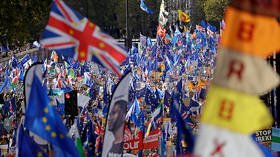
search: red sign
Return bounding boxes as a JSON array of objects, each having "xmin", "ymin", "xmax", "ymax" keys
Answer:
[
  {"xmin": 123, "ymin": 131, "xmax": 143, "ymax": 150},
  {"xmin": 124, "ymin": 128, "xmax": 161, "ymax": 150},
  {"xmin": 143, "ymin": 129, "xmax": 161, "ymax": 149}
]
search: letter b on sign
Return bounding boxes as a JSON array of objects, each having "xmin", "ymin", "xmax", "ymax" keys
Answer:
[
  {"xmin": 218, "ymin": 99, "xmax": 235, "ymax": 120},
  {"xmin": 237, "ymin": 21, "xmax": 255, "ymax": 42}
]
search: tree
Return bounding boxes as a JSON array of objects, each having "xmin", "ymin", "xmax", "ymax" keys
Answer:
[
  {"xmin": 0, "ymin": 0, "xmax": 52, "ymax": 48},
  {"xmin": 0, "ymin": 0, "xmax": 161, "ymax": 49},
  {"xmin": 190, "ymin": 0, "xmax": 206, "ymax": 28},
  {"xmin": 114, "ymin": 0, "xmax": 160, "ymax": 38},
  {"xmin": 203, "ymin": 0, "xmax": 231, "ymax": 22}
]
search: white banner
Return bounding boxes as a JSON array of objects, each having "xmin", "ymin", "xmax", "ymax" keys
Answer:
[{"xmin": 102, "ymin": 72, "xmax": 131, "ymax": 157}]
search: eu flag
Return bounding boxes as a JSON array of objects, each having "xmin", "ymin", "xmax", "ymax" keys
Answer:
[
  {"xmin": 25, "ymin": 73, "xmax": 80, "ymax": 157},
  {"xmin": 17, "ymin": 124, "xmax": 48, "ymax": 157},
  {"xmin": 145, "ymin": 85, "xmax": 158, "ymax": 111},
  {"xmin": 85, "ymin": 120, "xmax": 96, "ymax": 157}
]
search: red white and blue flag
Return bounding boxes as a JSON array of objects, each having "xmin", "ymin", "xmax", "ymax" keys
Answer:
[{"xmin": 40, "ymin": 0, "xmax": 127, "ymax": 77}]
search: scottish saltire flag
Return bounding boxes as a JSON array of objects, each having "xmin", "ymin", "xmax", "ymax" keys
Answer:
[
  {"xmin": 140, "ymin": 0, "xmax": 153, "ymax": 14},
  {"xmin": 126, "ymin": 97, "xmax": 140, "ymax": 120},
  {"xmin": 24, "ymin": 72, "xmax": 80, "ymax": 157},
  {"xmin": 40, "ymin": 0, "xmax": 127, "ymax": 77},
  {"xmin": 19, "ymin": 54, "xmax": 32, "ymax": 67}
]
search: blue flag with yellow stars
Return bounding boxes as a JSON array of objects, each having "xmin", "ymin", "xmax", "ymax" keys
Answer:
[
  {"xmin": 17, "ymin": 124, "xmax": 48, "ymax": 157},
  {"xmin": 24, "ymin": 73, "xmax": 80, "ymax": 157}
]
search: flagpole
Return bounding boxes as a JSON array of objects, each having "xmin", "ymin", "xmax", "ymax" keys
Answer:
[{"xmin": 125, "ymin": 0, "xmax": 129, "ymax": 48}]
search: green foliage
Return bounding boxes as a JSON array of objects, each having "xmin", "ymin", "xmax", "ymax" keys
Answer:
[
  {"xmin": 190, "ymin": 0, "xmax": 206, "ymax": 26},
  {"xmin": 0, "ymin": 0, "xmax": 229, "ymax": 47},
  {"xmin": 190, "ymin": 0, "xmax": 230, "ymax": 27},
  {"xmin": 0, "ymin": 0, "xmax": 160, "ymax": 48},
  {"xmin": 203, "ymin": 0, "xmax": 231, "ymax": 21},
  {"xmin": 0, "ymin": 0, "xmax": 52, "ymax": 47}
]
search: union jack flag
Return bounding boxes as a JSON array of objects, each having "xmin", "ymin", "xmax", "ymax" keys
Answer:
[
  {"xmin": 40, "ymin": 0, "xmax": 127, "ymax": 77},
  {"xmin": 181, "ymin": 111, "xmax": 189, "ymax": 120},
  {"xmin": 196, "ymin": 25, "xmax": 205, "ymax": 32}
]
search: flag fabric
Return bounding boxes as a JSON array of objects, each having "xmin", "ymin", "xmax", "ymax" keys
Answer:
[
  {"xmin": 272, "ymin": 127, "xmax": 280, "ymax": 151},
  {"xmin": 206, "ymin": 23, "xmax": 216, "ymax": 37},
  {"xmin": 19, "ymin": 54, "xmax": 32, "ymax": 67},
  {"xmin": 40, "ymin": 0, "xmax": 127, "ymax": 77},
  {"xmin": 173, "ymin": 104, "xmax": 194, "ymax": 155},
  {"xmin": 189, "ymin": 99, "xmax": 201, "ymax": 116},
  {"xmin": 196, "ymin": 25, "xmax": 205, "ymax": 32},
  {"xmin": 201, "ymin": 85, "xmax": 273, "ymax": 134},
  {"xmin": 155, "ymin": 88, "xmax": 164, "ymax": 100},
  {"xmin": 139, "ymin": 34, "xmax": 147, "ymax": 49},
  {"xmin": 221, "ymin": 6, "xmax": 280, "ymax": 57},
  {"xmin": 178, "ymin": 9, "xmax": 190, "ymax": 22},
  {"xmin": 194, "ymin": 123, "xmax": 273, "ymax": 157},
  {"xmin": 69, "ymin": 120, "xmax": 86, "ymax": 157},
  {"xmin": 140, "ymin": 0, "xmax": 153, "ymax": 14},
  {"xmin": 145, "ymin": 105, "xmax": 162, "ymax": 137},
  {"xmin": 213, "ymin": 48, "xmax": 280, "ymax": 95},
  {"xmin": 16, "ymin": 124, "xmax": 48, "ymax": 157},
  {"xmin": 145, "ymin": 85, "xmax": 158, "ymax": 111},
  {"xmin": 158, "ymin": 0, "xmax": 168, "ymax": 26},
  {"xmin": 18, "ymin": 66, "xmax": 25, "ymax": 82},
  {"xmin": 0, "ymin": 44, "xmax": 10, "ymax": 52},
  {"xmin": 51, "ymin": 50, "xmax": 59, "ymax": 63},
  {"xmin": 126, "ymin": 97, "xmax": 140, "ymax": 120},
  {"xmin": 85, "ymin": 120, "xmax": 96, "ymax": 157},
  {"xmin": 163, "ymin": 91, "xmax": 172, "ymax": 107},
  {"xmin": 172, "ymin": 79, "xmax": 183, "ymax": 104},
  {"xmin": 24, "ymin": 72, "xmax": 80, "ymax": 157},
  {"xmin": 4, "ymin": 97, "xmax": 16, "ymax": 114},
  {"xmin": 56, "ymin": 99, "xmax": 65, "ymax": 116},
  {"xmin": 32, "ymin": 55, "xmax": 38, "ymax": 63},
  {"xmin": 124, "ymin": 125, "xmax": 132, "ymax": 141},
  {"xmin": 0, "ymin": 74, "xmax": 9, "ymax": 94},
  {"xmin": 11, "ymin": 55, "xmax": 18, "ymax": 68},
  {"xmin": 83, "ymin": 72, "xmax": 92, "ymax": 87},
  {"xmin": 133, "ymin": 111, "xmax": 145, "ymax": 130},
  {"xmin": 157, "ymin": 25, "xmax": 166, "ymax": 37}
]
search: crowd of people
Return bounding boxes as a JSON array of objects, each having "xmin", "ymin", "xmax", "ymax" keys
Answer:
[{"xmin": 0, "ymin": 22, "xmax": 219, "ymax": 156}]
